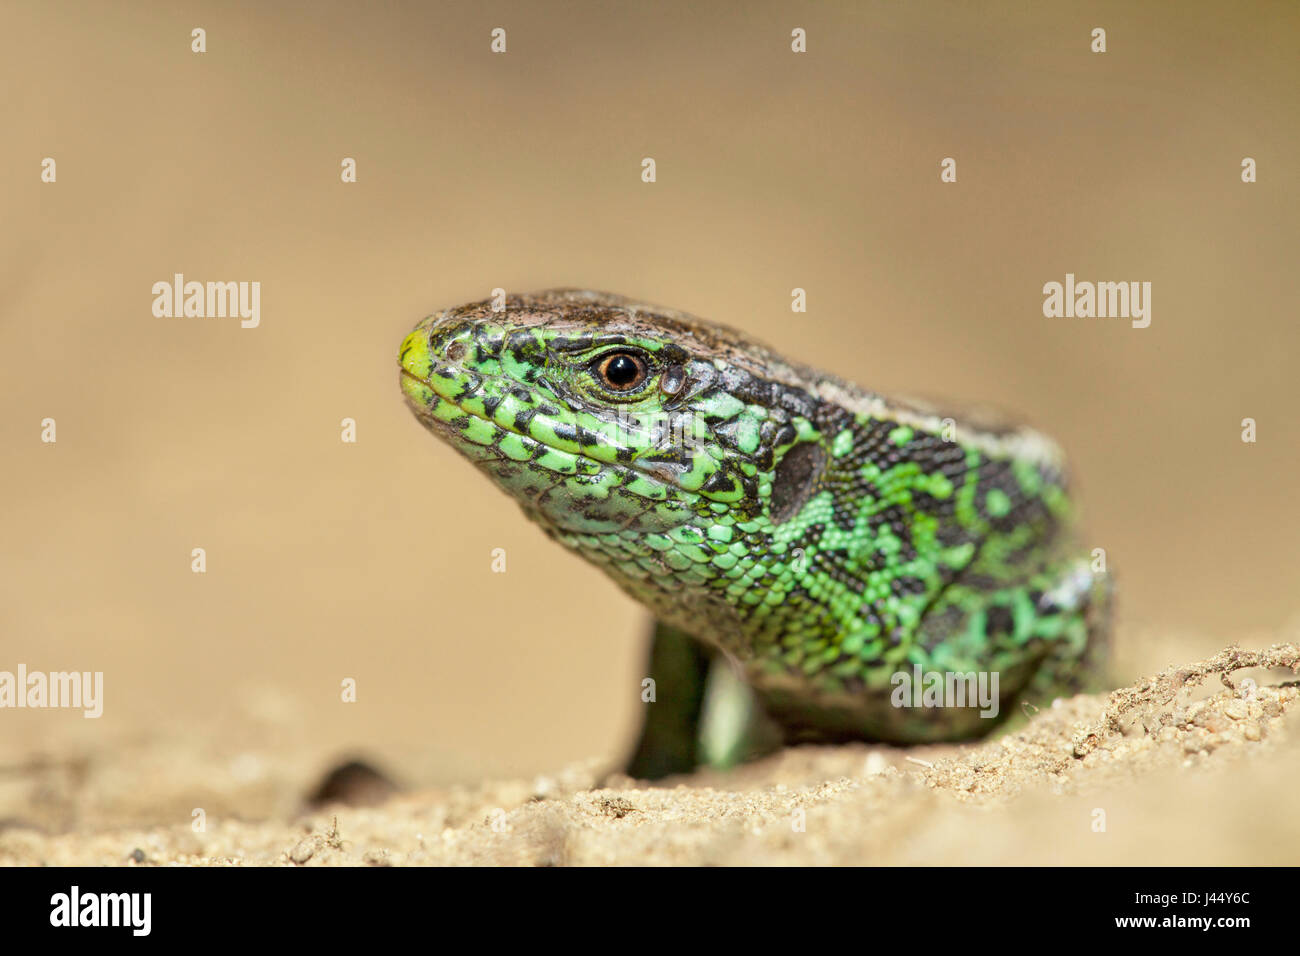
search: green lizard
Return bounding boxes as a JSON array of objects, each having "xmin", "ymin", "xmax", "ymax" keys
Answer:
[{"xmin": 398, "ymin": 290, "xmax": 1110, "ymax": 778}]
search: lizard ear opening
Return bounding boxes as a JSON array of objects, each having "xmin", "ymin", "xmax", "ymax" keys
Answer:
[{"xmin": 770, "ymin": 443, "xmax": 825, "ymax": 524}]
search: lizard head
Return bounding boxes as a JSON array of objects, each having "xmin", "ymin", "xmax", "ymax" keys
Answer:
[
  {"xmin": 398, "ymin": 290, "xmax": 830, "ymax": 556},
  {"xmin": 398, "ymin": 290, "xmax": 1094, "ymax": 704}
]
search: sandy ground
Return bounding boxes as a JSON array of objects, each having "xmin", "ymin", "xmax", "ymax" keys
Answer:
[{"xmin": 2, "ymin": 643, "xmax": 1296, "ymax": 867}]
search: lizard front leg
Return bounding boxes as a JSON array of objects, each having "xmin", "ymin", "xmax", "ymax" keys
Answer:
[{"xmin": 624, "ymin": 622, "xmax": 782, "ymax": 778}]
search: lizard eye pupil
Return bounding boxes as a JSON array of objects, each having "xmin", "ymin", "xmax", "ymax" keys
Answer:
[{"xmin": 597, "ymin": 352, "xmax": 647, "ymax": 390}]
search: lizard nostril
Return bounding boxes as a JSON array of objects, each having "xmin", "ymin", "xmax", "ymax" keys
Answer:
[{"xmin": 446, "ymin": 342, "xmax": 467, "ymax": 362}]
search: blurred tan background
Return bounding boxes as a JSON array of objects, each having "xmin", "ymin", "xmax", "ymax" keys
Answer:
[{"xmin": 2, "ymin": 0, "xmax": 1297, "ymax": 800}]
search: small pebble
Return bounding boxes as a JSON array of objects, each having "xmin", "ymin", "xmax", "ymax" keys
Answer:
[
  {"xmin": 307, "ymin": 758, "xmax": 398, "ymax": 808},
  {"xmin": 289, "ymin": 837, "xmax": 317, "ymax": 864}
]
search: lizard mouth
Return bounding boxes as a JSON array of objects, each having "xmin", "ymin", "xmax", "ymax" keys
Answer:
[
  {"xmin": 397, "ymin": 321, "xmax": 750, "ymax": 525},
  {"xmin": 399, "ymin": 323, "xmax": 704, "ymax": 489},
  {"xmin": 399, "ymin": 359, "xmax": 711, "ymax": 534},
  {"xmin": 399, "ymin": 360, "xmax": 683, "ymax": 486},
  {"xmin": 399, "ymin": 355, "xmax": 707, "ymax": 525}
]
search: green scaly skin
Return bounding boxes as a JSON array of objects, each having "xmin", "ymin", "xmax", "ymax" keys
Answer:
[{"xmin": 399, "ymin": 290, "xmax": 1111, "ymax": 773}]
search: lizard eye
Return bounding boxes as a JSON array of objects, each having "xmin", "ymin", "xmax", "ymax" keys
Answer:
[{"xmin": 594, "ymin": 351, "xmax": 648, "ymax": 391}]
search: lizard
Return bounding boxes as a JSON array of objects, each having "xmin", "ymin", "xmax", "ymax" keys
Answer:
[{"xmin": 398, "ymin": 289, "xmax": 1111, "ymax": 778}]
